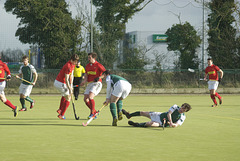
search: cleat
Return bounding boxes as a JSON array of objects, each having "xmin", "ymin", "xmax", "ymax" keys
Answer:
[
  {"xmin": 128, "ymin": 121, "xmax": 140, "ymax": 127},
  {"xmin": 57, "ymin": 114, "xmax": 66, "ymax": 120},
  {"xmin": 211, "ymin": 104, "xmax": 217, "ymax": 107},
  {"xmin": 57, "ymin": 109, "xmax": 61, "ymax": 114},
  {"xmin": 219, "ymin": 98, "xmax": 222, "ymax": 105},
  {"xmin": 13, "ymin": 106, "xmax": 19, "ymax": 117},
  {"xmin": 30, "ymin": 100, "xmax": 35, "ymax": 109},
  {"xmin": 19, "ymin": 108, "xmax": 27, "ymax": 111},
  {"xmin": 88, "ymin": 114, "xmax": 97, "ymax": 120},
  {"xmin": 122, "ymin": 109, "xmax": 131, "ymax": 119},
  {"xmin": 118, "ymin": 111, "xmax": 123, "ymax": 121},
  {"xmin": 112, "ymin": 117, "xmax": 118, "ymax": 126},
  {"xmin": 75, "ymin": 97, "xmax": 78, "ymax": 100}
]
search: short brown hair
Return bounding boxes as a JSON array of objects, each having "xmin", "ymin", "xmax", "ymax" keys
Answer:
[
  {"xmin": 207, "ymin": 58, "xmax": 212, "ymax": 61},
  {"xmin": 181, "ymin": 103, "xmax": 192, "ymax": 112},
  {"xmin": 22, "ymin": 55, "xmax": 28, "ymax": 61},
  {"xmin": 88, "ymin": 52, "xmax": 97, "ymax": 59},
  {"xmin": 71, "ymin": 54, "xmax": 79, "ymax": 61}
]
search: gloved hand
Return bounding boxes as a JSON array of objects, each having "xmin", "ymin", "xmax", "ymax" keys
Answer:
[
  {"xmin": 6, "ymin": 75, "xmax": 11, "ymax": 80},
  {"xmin": 218, "ymin": 78, "xmax": 222, "ymax": 83},
  {"xmin": 94, "ymin": 77, "xmax": 99, "ymax": 82}
]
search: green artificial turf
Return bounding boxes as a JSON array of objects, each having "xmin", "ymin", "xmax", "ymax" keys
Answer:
[{"xmin": 0, "ymin": 94, "xmax": 239, "ymax": 161}]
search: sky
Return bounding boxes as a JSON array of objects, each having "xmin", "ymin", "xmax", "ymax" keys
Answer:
[{"xmin": 0, "ymin": 0, "xmax": 206, "ymax": 51}]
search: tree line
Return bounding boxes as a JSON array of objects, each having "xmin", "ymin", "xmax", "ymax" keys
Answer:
[{"xmin": 3, "ymin": 0, "xmax": 240, "ymax": 69}]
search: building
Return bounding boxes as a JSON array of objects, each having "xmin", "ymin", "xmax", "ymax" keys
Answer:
[{"xmin": 121, "ymin": 31, "xmax": 178, "ymax": 70}]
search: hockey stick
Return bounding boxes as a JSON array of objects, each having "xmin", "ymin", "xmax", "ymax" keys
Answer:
[
  {"xmin": 15, "ymin": 75, "xmax": 33, "ymax": 85},
  {"xmin": 0, "ymin": 78, "xmax": 6, "ymax": 80},
  {"xmin": 82, "ymin": 103, "xmax": 107, "ymax": 127},
  {"xmin": 71, "ymin": 94, "xmax": 79, "ymax": 120},
  {"xmin": 162, "ymin": 118, "xmax": 166, "ymax": 130}
]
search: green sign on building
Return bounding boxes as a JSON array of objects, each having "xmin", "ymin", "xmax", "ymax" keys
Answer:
[{"xmin": 152, "ymin": 34, "xmax": 168, "ymax": 42}]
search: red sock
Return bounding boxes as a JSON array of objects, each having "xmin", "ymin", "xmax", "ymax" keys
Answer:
[
  {"xmin": 210, "ymin": 94, "xmax": 217, "ymax": 105},
  {"xmin": 61, "ymin": 100, "xmax": 70, "ymax": 116},
  {"xmin": 4, "ymin": 100, "xmax": 16, "ymax": 110},
  {"xmin": 215, "ymin": 92, "xmax": 221, "ymax": 100},
  {"xmin": 89, "ymin": 99, "xmax": 96, "ymax": 114},
  {"xmin": 60, "ymin": 97, "xmax": 66, "ymax": 111},
  {"xmin": 85, "ymin": 101, "xmax": 91, "ymax": 110}
]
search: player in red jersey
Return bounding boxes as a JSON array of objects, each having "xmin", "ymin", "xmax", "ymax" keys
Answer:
[
  {"xmin": 80, "ymin": 52, "xmax": 106, "ymax": 118},
  {"xmin": 204, "ymin": 58, "xmax": 223, "ymax": 107},
  {"xmin": 54, "ymin": 54, "xmax": 79, "ymax": 120},
  {"xmin": 0, "ymin": 56, "xmax": 19, "ymax": 117}
]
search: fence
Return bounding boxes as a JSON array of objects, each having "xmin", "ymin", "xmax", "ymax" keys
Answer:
[{"xmin": 5, "ymin": 68, "xmax": 240, "ymax": 94}]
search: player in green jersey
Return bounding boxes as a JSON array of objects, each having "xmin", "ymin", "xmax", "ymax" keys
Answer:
[
  {"xmin": 98, "ymin": 70, "xmax": 132, "ymax": 126},
  {"xmin": 122, "ymin": 103, "xmax": 191, "ymax": 128},
  {"xmin": 16, "ymin": 56, "xmax": 38, "ymax": 111}
]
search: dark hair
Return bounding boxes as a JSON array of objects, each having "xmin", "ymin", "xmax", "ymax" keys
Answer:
[
  {"xmin": 103, "ymin": 70, "xmax": 110, "ymax": 75},
  {"xmin": 207, "ymin": 58, "xmax": 212, "ymax": 61},
  {"xmin": 88, "ymin": 52, "xmax": 97, "ymax": 59},
  {"xmin": 181, "ymin": 103, "xmax": 192, "ymax": 112},
  {"xmin": 22, "ymin": 55, "xmax": 28, "ymax": 60},
  {"xmin": 71, "ymin": 54, "xmax": 79, "ymax": 61}
]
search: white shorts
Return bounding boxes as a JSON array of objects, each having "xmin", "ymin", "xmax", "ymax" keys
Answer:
[
  {"xmin": 208, "ymin": 80, "xmax": 219, "ymax": 90},
  {"xmin": 54, "ymin": 80, "xmax": 69, "ymax": 96},
  {"xmin": 19, "ymin": 83, "xmax": 33, "ymax": 96},
  {"xmin": 112, "ymin": 80, "xmax": 132, "ymax": 99},
  {"xmin": 0, "ymin": 81, "xmax": 6, "ymax": 95},
  {"xmin": 84, "ymin": 82, "xmax": 102, "ymax": 96},
  {"xmin": 149, "ymin": 112, "xmax": 163, "ymax": 126}
]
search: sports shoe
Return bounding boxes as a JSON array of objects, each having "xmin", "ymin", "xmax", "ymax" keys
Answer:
[
  {"xmin": 128, "ymin": 121, "xmax": 140, "ymax": 127},
  {"xmin": 122, "ymin": 109, "xmax": 131, "ymax": 119},
  {"xmin": 219, "ymin": 98, "xmax": 222, "ymax": 105},
  {"xmin": 19, "ymin": 108, "xmax": 27, "ymax": 111},
  {"xmin": 118, "ymin": 111, "xmax": 123, "ymax": 120},
  {"xmin": 13, "ymin": 106, "xmax": 19, "ymax": 117},
  {"xmin": 211, "ymin": 104, "xmax": 217, "ymax": 107},
  {"xmin": 112, "ymin": 117, "xmax": 118, "ymax": 126},
  {"xmin": 57, "ymin": 114, "xmax": 66, "ymax": 120},
  {"xmin": 88, "ymin": 114, "xmax": 97, "ymax": 119},
  {"xmin": 30, "ymin": 100, "xmax": 35, "ymax": 109},
  {"xmin": 57, "ymin": 109, "xmax": 61, "ymax": 114}
]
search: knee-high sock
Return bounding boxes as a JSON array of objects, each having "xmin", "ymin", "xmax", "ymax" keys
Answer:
[
  {"xmin": 130, "ymin": 111, "xmax": 141, "ymax": 117},
  {"xmin": 211, "ymin": 94, "xmax": 217, "ymax": 105},
  {"xmin": 215, "ymin": 92, "xmax": 221, "ymax": 100},
  {"xmin": 89, "ymin": 99, "xmax": 96, "ymax": 114},
  {"xmin": 25, "ymin": 96, "xmax": 34, "ymax": 103},
  {"xmin": 61, "ymin": 100, "xmax": 70, "ymax": 116},
  {"xmin": 110, "ymin": 103, "xmax": 117, "ymax": 118},
  {"xmin": 4, "ymin": 100, "xmax": 16, "ymax": 110},
  {"xmin": 20, "ymin": 98, "xmax": 26, "ymax": 109},
  {"xmin": 59, "ymin": 97, "xmax": 66, "ymax": 111},
  {"xmin": 116, "ymin": 100, "xmax": 123, "ymax": 113}
]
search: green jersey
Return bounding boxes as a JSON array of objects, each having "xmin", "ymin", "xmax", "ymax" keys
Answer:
[
  {"xmin": 108, "ymin": 74, "xmax": 127, "ymax": 87},
  {"xmin": 19, "ymin": 64, "xmax": 37, "ymax": 85},
  {"xmin": 160, "ymin": 104, "xmax": 186, "ymax": 127}
]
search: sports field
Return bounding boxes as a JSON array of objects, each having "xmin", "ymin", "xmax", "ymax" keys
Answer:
[{"xmin": 0, "ymin": 94, "xmax": 239, "ymax": 161}]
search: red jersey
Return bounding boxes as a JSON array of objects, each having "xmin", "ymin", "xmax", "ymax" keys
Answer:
[
  {"xmin": 0, "ymin": 60, "xmax": 10, "ymax": 82},
  {"xmin": 56, "ymin": 61, "xmax": 75, "ymax": 83},
  {"xmin": 85, "ymin": 61, "xmax": 106, "ymax": 82},
  {"xmin": 205, "ymin": 64, "xmax": 220, "ymax": 80}
]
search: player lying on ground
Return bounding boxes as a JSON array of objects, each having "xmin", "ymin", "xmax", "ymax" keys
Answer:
[
  {"xmin": 98, "ymin": 70, "xmax": 132, "ymax": 126},
  {"xmin": 122, "ymin": 103, "xmax": 192, "ymax": 128}
]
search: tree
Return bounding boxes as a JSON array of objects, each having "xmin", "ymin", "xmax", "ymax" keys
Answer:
[
  {"xmin": 207, "ymin": 0, "xmax": 239, "ymax": 69},
  {"xmin": 92, "ymin": 0, "xmax": 152, "ymax": 69},
  {"xmin": 165, "ymin": 22, "xmax": 201, "ymax": 69},
  {"xmin": 4, "ymin": 0, "xmax": 85, "ymax": 68}
]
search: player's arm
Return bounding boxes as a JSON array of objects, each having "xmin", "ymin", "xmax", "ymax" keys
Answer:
[
  {"xmin": 32, "ymin": 72, "xmax": 38, "ymax": 86},
  {"xmin": 4, "ymin": 64, "xmax": 11, "ymax": 80},
  {"xmin": 65, "ymin": 73, "xmax": 72, "ymax": 94},
  {"xmin": 80, "ymin": 73, "xmax": 88, "ymax": 86},
  {"xmin": 204, "ymin": 73, "xmax": 208, "ymax": 81},
  {"xmin": 167, "ymin": 111, "xmax": 177, "ymax": 127},
  {"xmin": 218, "ymin": 69, "xmax": 223, "ymax": 79},
  {"xmin": 104, "ymin": 76, "xmax": 111, "ymax": 105}
]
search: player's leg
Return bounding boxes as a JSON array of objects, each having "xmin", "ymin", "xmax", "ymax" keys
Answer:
[
  {"xmin": 116, "ymin": 99, "xmax": 123, "ymax": 120},
  {"xmin": 59, "ymin": 94, "xmax": 71, "ymax": 119},
  {"xmin": 122, "ymin": 110, "xmax": 151, "ymax": 119},
  {"xmin": 22, "ymin": 85, "xmax": 35, "ymax": 109},
  {"xmin": 88, "ymin": 82, "xmax": 102, "ymax": 117},
  {"xmin": 208, "ymin": 81, "xmax": 217, "ymax": 107}
]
